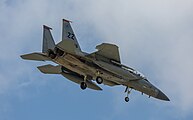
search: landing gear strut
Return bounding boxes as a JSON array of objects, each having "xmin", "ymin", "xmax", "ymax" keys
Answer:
[
  {"xmin": 124, "ymin": 86, "xmax": 132, "ymax": 102},
  {"xmin": 80, "ymin": 82, "xmax": 87, "ymax": 90},
  {"xmin": 80, "ymin": 76, "xmax": 87, "ymax": 90}
]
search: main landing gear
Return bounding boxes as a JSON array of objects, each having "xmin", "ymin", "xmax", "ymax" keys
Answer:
[
  {"xmin": 96, "ymin": 76, "xmax": 103, "ymax": 84},
  {"xmin": 80, "ymin": 76, "xmax": 103, "ymax": 90},
  {"xmin": 80, "ymin": 82, "xmax": 87, "ymax": 90},
  {"xmin": 80, "ymin": 76, "xmax": 87, "ymax": 90},
  {"xmin": 96, "ymin": 70, "xmax": 103, "ymax": 84},
  {"xmin": 124, "ymin": 86, "xmax": 132, "ymax": 102}
]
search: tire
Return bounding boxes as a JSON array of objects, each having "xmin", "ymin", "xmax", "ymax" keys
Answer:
[
  {"xmin": 96, "ymin": 77, "xmax": 103, "ymax": 84},
  {"xmin": 80, "ymin": 82, "xmax": 87, "ymax": 90},
  {"xmin": 125, "ymin": 97, "xmax": 129, "ymax": 102}
]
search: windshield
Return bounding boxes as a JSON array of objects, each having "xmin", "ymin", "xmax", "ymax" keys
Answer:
[{"xmin": 122, "ymin": 66, "xmax": 145, "ymax": 78}]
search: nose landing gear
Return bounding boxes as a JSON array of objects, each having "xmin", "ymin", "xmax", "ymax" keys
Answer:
[
  {"xmin": 125, "ymin": 96, "xmax": 129, "ymax": 102},
  {"xmin": 124, "ymin": 86, "xmax": 132, "ymax": 102}
]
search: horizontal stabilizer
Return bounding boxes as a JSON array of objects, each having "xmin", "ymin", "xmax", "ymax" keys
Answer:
[
  {"xmin": 37, "ymin": 64, "xmax": 61, "ymax": 74},
  {"xmin": 20, "ymin": 52, "xmax": 49, "ymax": 61},
  {"xmin": 61, "ymin": 73, "xmax": 102, "ymax": 91}
]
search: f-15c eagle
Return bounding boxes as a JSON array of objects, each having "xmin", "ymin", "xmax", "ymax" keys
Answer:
[{"xmin": 21, "ymin": 19, "xmax": 169, "ymax": 102}]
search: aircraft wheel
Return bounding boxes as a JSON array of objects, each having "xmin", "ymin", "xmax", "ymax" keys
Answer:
[
  {"xmin": 125, "ymin": 97, "xmax": 129, "ymax": 102},
  {"xmin": 80, "ymin": 82, "xmax": 87, "ymax": 90},
  {"xmin": 96, "ymin": 77, "xmax": 103, "ymax": 84}
]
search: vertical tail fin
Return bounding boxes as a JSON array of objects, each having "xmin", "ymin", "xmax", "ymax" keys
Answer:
[
  {"xmin": 42, "ymin": 25, "xmax": 55, "ymax": 53},
  {"xmin": 61, "ymin": 19, "xmax": 81, "ymax": 52}
]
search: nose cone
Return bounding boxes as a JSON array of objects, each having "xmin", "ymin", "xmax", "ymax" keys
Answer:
[{"xmin": 156, "ymin": 91, "xmax": 170, "ymax": 101}]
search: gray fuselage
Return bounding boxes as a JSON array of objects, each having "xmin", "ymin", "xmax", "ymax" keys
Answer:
[{"xmin": 51, "ymin": 51, "xmax": 169, "ymax": 101}]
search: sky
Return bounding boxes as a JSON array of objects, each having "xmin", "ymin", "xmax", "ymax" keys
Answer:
[{"xmin": 0, "ymin": 0, "xmax": 193, "ymax": 120}]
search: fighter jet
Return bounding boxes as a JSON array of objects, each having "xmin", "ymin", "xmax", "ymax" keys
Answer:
[{"xmin": 21, "ymin": 19, "xmax": 170, "ymax": 102}]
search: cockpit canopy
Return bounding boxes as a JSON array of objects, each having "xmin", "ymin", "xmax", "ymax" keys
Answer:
[{"xmin": 122, "ymin": 66, "xmax": 145, "ymax": 78}]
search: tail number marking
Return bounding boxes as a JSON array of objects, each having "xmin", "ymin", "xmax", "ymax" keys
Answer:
[{"xmin": 67, "ymin": 32, "xmax": 75, "ymax": 40}]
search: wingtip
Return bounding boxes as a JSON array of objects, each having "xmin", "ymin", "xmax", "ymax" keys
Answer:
[
  {"xmin": 20, "ymin": 55, "xmax": 24, "ymax": 59},
  {"xmin": 43, "ymin": 25, "xmax": 52, "ymax": 30},
  {"xmin": 20, "ymin": 54, "xmax": 28, "ymax": 60}
]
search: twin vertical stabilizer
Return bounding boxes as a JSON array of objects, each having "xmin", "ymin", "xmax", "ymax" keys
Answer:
[
  {"xmin": 61, "ymin": 19, "xmax": 81, "ymax": 51},
  {"xmin": 42, "ymin": 25, "xmax": 55, "ymax": 53},
  {"xmin": 56, "ymin": 19, "xmax": 82, "ymax": 55}
]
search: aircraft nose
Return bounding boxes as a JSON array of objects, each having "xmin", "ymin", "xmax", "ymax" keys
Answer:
[{"xmin": 156, "ymin": 90, "xmax": 170, "ymax": 101}]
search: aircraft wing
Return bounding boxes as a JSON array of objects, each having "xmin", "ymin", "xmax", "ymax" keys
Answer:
[
  {"xmin": 37, "ymin": 64, "xmax": 102, "ymax": 91},
  {"xmin": 20, "ymin": 52, "xmax": 50, "ymax": 61},
  {"xmin": 88, "ymin": 43, "xmax": 121, "ymax": 63}
]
